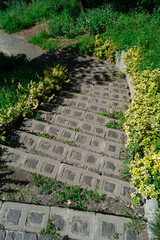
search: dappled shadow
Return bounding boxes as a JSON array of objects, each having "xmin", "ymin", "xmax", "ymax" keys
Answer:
[{"xmin": 0, "ymin": 146, "xmax": 30, "ymax": 193}]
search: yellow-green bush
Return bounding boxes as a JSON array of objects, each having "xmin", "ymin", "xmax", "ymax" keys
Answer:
[
  {"xmin": 124, "ymin": 47, "xmax": 160, "ymax": 199},
  {"xmin": 0, "ymin": 64, "xmax": 70, "ymax": 142},
  {"xmin": 93, "ymin": 36, "xmax": 116, "ymax": 63},
  {"xmin": 85, "ymin": 35, "xmax": 116, "ymax": 63}
]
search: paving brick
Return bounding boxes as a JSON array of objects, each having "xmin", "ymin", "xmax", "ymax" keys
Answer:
[
  {"xmin": 67, "ymin": 210, "xmax": 95, "ymax": 240},
  {"xmin": 0, "ymin": 145, "xmax": 23, "ymax": 168},
  {"xmin": 17, "ymin": 131, "xmax": 38, "ymax": 150},
  {"xmin": 49, "ymin": 207, "xmax": 70, "ymax": 235},
  {"xmin": 57, "ymin": 164, "xmax": 80, "ymax": 186},
  {"xmin": 105, "ymin": 142, "xmax": 123, "ymax": 159},
  {"xmin": 105, "ymin": 129, "xmax": 126, "ymax": 143},
  {"xmin": 99, "ymin": 175, "xmax": 130, "ymax": 200},
  {"xmin": 6, "ymin": 231, "xmax": 23, "ymax": 240},
  {"xmin": 23, "ymin": 233, "xmax": 37, "ymax": 240},
  {"xmin": 0, "ymin": 232, "xmax": 6, "ymax": 240},
  {"xmin": 40, "ymin": 103, "xmax": 62, "ymax": 113},
  {"xmin": 101, "ymin": 156, "xmax": 121, "ymax": 176},
  {"xmin": 95, "ymin": 214, "xmax": 129, "ymax": 240},
  {"xmin": 66, "ymin": 148, "xmax": 103, "ymax": 171},
  {"xmin": 36, "ymin": 110, "xmax": 55, "ymax": 123},
  {"xmin": 38, "ymin": 234, "xmax": 52, "ymax": 240},
  {"xmin": 0, "ymin": 202, "xmax": 49, "ymax": 233}
]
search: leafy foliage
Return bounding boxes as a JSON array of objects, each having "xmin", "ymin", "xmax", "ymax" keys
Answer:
[
  {"xmin": 0, "ymin": 64, "xmax": 70, "ymax": 142},
  {"xmin": 124, "ymin": 47, "xmax": 160, "ymax": 199}
]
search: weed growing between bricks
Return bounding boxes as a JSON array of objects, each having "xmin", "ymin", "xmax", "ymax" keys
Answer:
[
  {"xmin": 32, "ymin": 174, "xmax": 103, "ymax": 211},
  {"xmin": 32, "ymin": 132, "xmax": 77, "ymax": 147},
  {"xmin": 97, "ymin": 111, "xmax": 126, "ymax": 130}
]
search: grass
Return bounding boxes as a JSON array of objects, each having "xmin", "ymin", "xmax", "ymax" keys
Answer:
[
  {"xmin": 0, "ymin": 52, "xmax": 44, "ymax": 113},
  {"xmin": 32, "ymin": 174, "xmax": 103, "ymax": 211},
  {"xmin": 0, "ymin": 1, "xmax": 159, "ymax": 70},
  {"xmin": 41, "ymin": 219, "xmax": 60, "ymax": 240}
]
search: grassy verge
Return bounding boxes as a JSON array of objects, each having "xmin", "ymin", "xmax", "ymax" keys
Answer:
[{"xmin": 0, "ymin": 1, "xmax": 159, "ymax": 70}]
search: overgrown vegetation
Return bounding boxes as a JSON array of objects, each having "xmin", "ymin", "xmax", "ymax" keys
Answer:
[
  {"xmin": 32, "ymin": 174, "xmax": 103, "ymax": 211},
  {"xmin": 124, "ymin": 47, "xmax": 160, "ymax": 200},
  {"xmin": 0, "ymin": 59, "xmax": 70, "ymax": 143},
  {"xmin": 0, "ymin": 0, "xmax": 159, "ymax": 70}
]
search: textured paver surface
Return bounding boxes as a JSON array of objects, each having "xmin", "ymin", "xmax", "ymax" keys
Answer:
[{"xmin": 0, "ymin": 30, "xmax": 147, "ymax": 239}]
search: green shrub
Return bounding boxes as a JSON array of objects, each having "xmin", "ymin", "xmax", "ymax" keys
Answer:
[
  {"xmin": 0, "ymin": 64, "xmax": 70, "ymax": 142},
  {"xmin": 124, "ymin": 47, "xmax": 160, "ymax": 199},
  {"xmin": 79, "ymin": 4, "xmax": 117, "ymax": 35}
]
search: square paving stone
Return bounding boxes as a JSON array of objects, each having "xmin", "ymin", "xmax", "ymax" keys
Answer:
[
  {"xmin": 63, "ymin": 108, "xmax": 72, "ymax": 115},
  {"xmin": 108, "ymin": 131, "xmax": 119, "ymax": 139},
  {"xmin": 63, "ymin": 169, "xmax": 76, "ymax": 181},
  {"xmin": 27, "ymin": 212, "xmax": 44, "ymax": 226},
  {"xmin": 86, "ymin": 155, "xmax": 97, "ymax": 164},
  {"xmin": 54, "ymin": 146, "xmax": 65, "ymax": 155},
  {"xmin": 82, "ymin": 123, "xmax": 91, "ymax": 131},
  {"xmin": 48, "ymin": 127, "xmax": 60, "ymax": 136},
  {"xmin": 71, "ymin": 218, "xmax": 89, "ymax": 235},
  {"xmin": 62, "ymin": 131, "xmax": 72, "ymax": 139},
  {"xmin": 104, "ymin": 182, "xmax": 116, "ymax": 193},
  {"xmin": 38, "ymin": 235, "xmax": 52, "ymax": 240},
  {"xmin": 73, "ymin": 111, "xmax": 83, "ymax": 118},
  {"xmin": 102, "ymin": 222, "xmax": 116, "ymax": 236},
  {"xmin": 35, "ymin": 124, "xmax": 45, "ymax": 132},
  {"xmin": 70, "ymin": 150, "xmax": 82, "ymax": 161},
  {"xmin": 43, "ymin": 163, "xmax": 55, "ymax": 174},
  {"xmin": 56, "ymin": 116, "xmax": 67, "ymax": 124},
  {"xmin": 23, "ymin": 233, "xmax": 37, "ymax": 240},
  {"xmin": 108, "ymin": 145, "xmax": 117, "ymax": 153},
  {"xmin": 6, "ymin": 153, "xmax": 20, "ymax": 164},
  {"xmin": 25, "ymin": 158, "xmax": 38, "ymax": 169},
  {"xmin": 68, "ymin": 120, "xmax": 78, "ymax": 127},
  {"xmin": 23, "ymin": 137, "xmax": 35, "ymax": 147},
  {"xmin": 80, "ymin": 175, "xmax": 93, "ymax": 186},
  {"xmin": 0, "ymin": 232, "xmax": 6, "ymax": 240},
  {"xmin": 125, "ymin": 230, "xmax": 136, "ymax": 240},
  {"xmin": 40, "ymin": 141, "xmax": 51, "ymax": 151},
  {"xmin": 76, "ymin": 135, "xmax": 88, "ymax": 144},
  {"xmin": 51, "ymin": 214, "xmax": 65, "ymax": 231},
  {"xmin": 6, "ymin": 209, "xmax": 22, "ymax": 225},
  {"xmin": 78, "ymin": 103, "xmax": 87, "ymax": 109},
  {"xmin": 6, "ymin": 231, "xmax": 23, "ymax": 240},
  {"xmin": 106, "ymin": 161, "xmax": 116, "ymax": 171}
]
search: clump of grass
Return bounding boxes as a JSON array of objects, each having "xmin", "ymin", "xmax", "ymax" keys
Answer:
[{"xmin": 41, "ymin": 219, "xmax": 60, "ymax": 240}]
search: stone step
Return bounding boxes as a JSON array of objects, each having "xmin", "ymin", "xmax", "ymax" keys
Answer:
[
  {"xmin": 15, "ymin": 127, "xmax": 124, "ymax": 159},
  {"xmin": 0, "ymin": 144, "xmax": 130, "ymax": 200},
  {"xmin": 7, "ymin": 132, "xmax": 123, "ymax": 177},
  {"xmin": 22, "ymin": 118, "xmax": 126, "ymax": 144},
  {"xmin": 0, "ymin": 201, "xmax": 135, "ymax": 240},
  {"xmin": 70, "ymin": 83, "xmax": 130, "ymax": 102},
  {"xmin": 39, "ymin": 104, "xmax": 120, "ymax": 127},
  {"xmin": 56, "ymin": 91, "xmax": 129, "ymax": 114}
]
